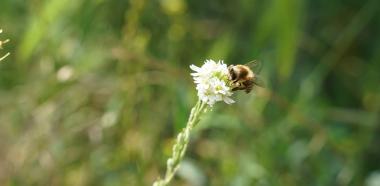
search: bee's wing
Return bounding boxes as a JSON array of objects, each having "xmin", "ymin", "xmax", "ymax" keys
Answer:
[
  {"xmin": 245, "ymin": 60, "xmax": 262, "ymax": 74},
  {"xmin": 253, "ymin": 76, "xmax": 265, "ymax": 88}
]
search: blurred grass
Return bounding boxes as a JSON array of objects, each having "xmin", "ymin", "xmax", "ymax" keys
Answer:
[{"xmin": 0, "ymin": 0, "xmax": 380, "ymax": 185}]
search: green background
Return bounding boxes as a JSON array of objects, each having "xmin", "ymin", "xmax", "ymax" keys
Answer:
[{"xmin": 0, "ymin": 0, "xmax": 379, "ymax": 185}]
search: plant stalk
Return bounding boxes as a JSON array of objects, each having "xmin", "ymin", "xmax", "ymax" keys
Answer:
[{"xmin": 153, "ymin": 100, "xmax": 207, "ymax": 186}]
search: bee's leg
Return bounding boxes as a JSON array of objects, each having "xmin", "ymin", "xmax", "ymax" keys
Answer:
[
  {"xmin": 231, "ymin": 83, "xmax": 243, "ymax": 91},
  {"xmin": 231, "ymin": 84, "xmax": 240, "ymax": 91},
  {"xmin": 232, "ymin": 87, "xmax": 239, "ymax": 91},
  {"xmin": 245, "ymin": 86, "xmax": 252, "ymax": 93},
  {"xmin": 244, "ymin": 81, "xmax": 253, "ymax": 93}
]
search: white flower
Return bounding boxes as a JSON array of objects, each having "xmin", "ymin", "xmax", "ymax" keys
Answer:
[{"xmin": 190, "ymin": 59, "xmax": 234, "ymax": 106}]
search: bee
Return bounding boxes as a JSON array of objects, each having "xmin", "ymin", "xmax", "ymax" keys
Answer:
[{"xmin": 228, "ymin": 60, "xmax": 264, "ymax": 93}]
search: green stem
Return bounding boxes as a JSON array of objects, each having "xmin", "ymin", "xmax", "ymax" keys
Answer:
[
  {"xmin": 153, "ymin": 100, "xmax": 208, "ymax": 186},
  {"xmin": 0, "ymin": 52, "xmax": 10, "ymax": 61}
]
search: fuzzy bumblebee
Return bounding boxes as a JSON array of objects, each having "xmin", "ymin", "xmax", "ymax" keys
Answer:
[{"xmin": 228, "ymin": 60, "xmax": 265, "ymax": 93}]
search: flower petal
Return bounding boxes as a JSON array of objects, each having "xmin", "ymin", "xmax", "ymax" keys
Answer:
[
  {"xmin": 223, "ymin": 97, "xmax": 235, "ymax": 104},
  {"xmin": 190, "ymin": 59, "xmax": 234, "ymax": 106},
  {"xmin": 189, "ymin": 64, "xmax": 201, "ymax": 72}
]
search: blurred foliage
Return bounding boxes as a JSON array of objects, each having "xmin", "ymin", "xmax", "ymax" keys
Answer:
[{"xmin": 0, "ymin": 0, "xmax": 380, "ymax": 185}]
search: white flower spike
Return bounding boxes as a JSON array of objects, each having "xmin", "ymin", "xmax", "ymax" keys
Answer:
[
  {"xmin": 190, "ymin": 59, "xmax": 235, "ymax": 106},
  {"xmin": 154, "ymin": 59, "xmax": 239, "ymax": 186}
]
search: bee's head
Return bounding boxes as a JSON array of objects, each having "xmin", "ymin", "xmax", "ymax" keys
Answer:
[{"xmin": 228, "ymin": 65, "xmax": 237, "ymax": 81}]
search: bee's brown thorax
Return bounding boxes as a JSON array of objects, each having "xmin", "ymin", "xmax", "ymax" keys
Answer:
[
  {"xmin": 238, "ymin": 67, "xmax": 248, "ymax": 79},
  {"xmin": 228, "ymin": 66, "xmax": 237, "ymax": 81}
]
